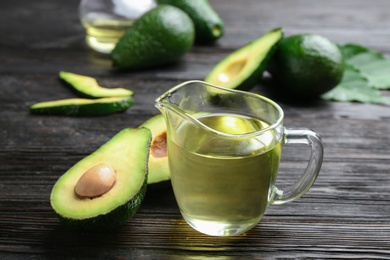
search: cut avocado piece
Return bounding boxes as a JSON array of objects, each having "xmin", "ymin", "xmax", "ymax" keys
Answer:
[
  {"xmin": 50, "ymin": 128, "xmax": 151, "ymax": 230},
  {"xmin": 157, "ymin": 0, "xmax": 224, "ymax": 44},
  {"xmin": 205, "ymin": 28, "xmax": 283, "ymax": 90},
  {"xmin": 111, "ymin": 5, "xmax": 195, "ymax": 70},
  {"xmin": 59, "ymin": 71, "xmax": 133, "ymax": 98},
  {"xmin": 30, "ymin": 96, "xmax": 134, "ymax": 116},
  {"xmin": 139, "ymin": 114, "xmax": 170, "ymax": 184}
]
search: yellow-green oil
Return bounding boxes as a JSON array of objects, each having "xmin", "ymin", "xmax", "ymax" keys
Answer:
[
  {"xmin": 81, "ymin": 17, "xmax": 133, "ymax": 54},
  {"xmin": 168, "ymin": 113, "xmax": 282, "ymax": 236}
]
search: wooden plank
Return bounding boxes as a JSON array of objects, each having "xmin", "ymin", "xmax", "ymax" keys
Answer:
[{"xmin": 0, "ymin": 0, "xmax": 390, "ymax": 258}]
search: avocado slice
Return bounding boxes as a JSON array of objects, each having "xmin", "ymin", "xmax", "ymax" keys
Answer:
[
  {"xmin": 111, "ymin": 5, "xmax": 195, "ymax": 70},
  {"xmin": 50, "ymin": 128, "xmax": 151, "ymax": 230},
  {"xmin": 59, "ymin": 71, "xmax": 133, "ymax": 98},
  {"xmin": 205, "ymin": 28, "xmax": 283, "ymax": 90},
  {"xmin": 139, "ymin": 114, "xmax": 170, "ymax": 184},
  {"xmin": 30, "ymin": 96, "xmax": 134, "ymax": 116},
  {"xmin": 157, "ymin": 0, "xmax": 224, "ymax": 44}
]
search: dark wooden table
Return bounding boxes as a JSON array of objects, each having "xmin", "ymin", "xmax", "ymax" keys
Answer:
[{"xmin": 1, "ymin": 0, "xmax": 390, "ymax": 258}]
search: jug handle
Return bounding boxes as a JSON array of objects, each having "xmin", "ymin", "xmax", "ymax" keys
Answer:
[{"xmin": 271, "ymin": 128, "xmax": 324, "ymax": 205}]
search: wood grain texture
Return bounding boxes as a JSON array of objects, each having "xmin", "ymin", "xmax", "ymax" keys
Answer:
[{"xmin": 1, "ymin": 0, "xmax": 390, "ymax": 258}]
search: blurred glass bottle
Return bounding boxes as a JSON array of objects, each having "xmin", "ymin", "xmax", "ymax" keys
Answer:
[{"xmin": 79, "ymin": 0, "xmax": 156, "ymax": 54}]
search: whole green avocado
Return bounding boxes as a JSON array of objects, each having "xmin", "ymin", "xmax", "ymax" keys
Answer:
[
  {"xmin": 110, "ymin": 5, "xmax": 195, "ymax": 70},
  {"xmin": 157, "ymin": 0, "xmax": 224, "ymax": 44}
]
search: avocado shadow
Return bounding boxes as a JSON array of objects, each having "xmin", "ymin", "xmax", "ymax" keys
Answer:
[
  {"xmin": 142, "ymin": 181, "xmax": 178, "ymax": 209},
  {"xmin": 42, "ymin": 224, "xmax": 132, "ymax": 258},
  {"xmin": 42, "ymin": 182, "xmax": 177, "ymax": 258},
  {"xmin": 259, "ymin": 76, "xmax": 329, "ymax": 108}
]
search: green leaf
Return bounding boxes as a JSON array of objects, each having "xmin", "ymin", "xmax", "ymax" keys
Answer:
[
  {"xmin": 352, "ymin": 58, "xmax": 390, "ymax": 89},
  {"xmin": 322, "ymin": 66, "xmax": 390, "ymax": 104},
  {"xmin": 338, "ymin": 43, "xmax": 369, "ymax": 59},
  {"xmin": 346, "ymin": 51, "xmax": 383, "ymax": 67},
  {"xmin": 322, "ymin": 44, "xmax": 390, "ymax": 104}
]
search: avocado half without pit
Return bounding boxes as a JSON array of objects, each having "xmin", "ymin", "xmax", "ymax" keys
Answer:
[
  {"xmin": 205, "ymin": 28, "xmax": 283, "ymax": 90},
  {"xmin": 50, "ymin": 128, "xmax": 151, "ymax": 231}
]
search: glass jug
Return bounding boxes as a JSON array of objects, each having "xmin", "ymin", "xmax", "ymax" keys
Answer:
[{"xmin": 155, "ymin": 80, "xmax": 324, "ymax": 236}]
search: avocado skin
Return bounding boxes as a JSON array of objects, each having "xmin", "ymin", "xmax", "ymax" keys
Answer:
[
  {"xmin": 111, "ymin": 5, "xmax": 195, "ymax": 70},
  {"xmin": 157, "ymin": 0, "xmax": 224, "ymax": 44},
  {"xmin": 267, "ymin": 34, "xmax": 344, "ymax": 99},
  {"xmin": 55, "ymin": 179, "xmax": 147, "ymax": 231}
]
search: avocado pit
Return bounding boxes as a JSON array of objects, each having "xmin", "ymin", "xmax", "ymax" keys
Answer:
[
  {"xmin": 151, "ymin": 132, "xmax": 167, "ymax": 158},
  {"xmin": 74, "ymin": 163, "xmax": 116, "ymax": 199},
  {"xmin": 216, "ymin": 59, "xmax": 247, "ymax": 85}
]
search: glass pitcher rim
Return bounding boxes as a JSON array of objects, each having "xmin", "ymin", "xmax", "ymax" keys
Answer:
[{"xmin": 154, "ymin": 80, "xmax": 285, "ymax": 138}]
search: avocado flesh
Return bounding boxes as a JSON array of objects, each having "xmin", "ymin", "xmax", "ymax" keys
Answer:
[
  {"xmin": 111, "ymin": 5, "xmax": 195, "ymax": 70},
  {"xmin": 157, "ymin": 0, "xmax": 224, "ymax": 44},
  {"xmin": 59, "ymin": 71, "xmax": 133, "ymax": 98},
  {"xmin": 50, "ymin": 128, "xmax": 151, "ymax": 230},
  {"xmin": 205, "ymin": 28, "xmax": 283, "ymax": 90},
  {"xmin": 30, "ymin": 96, "xmax": 134, "ymax": 116},
  {"xmin": 140, "ymin": 114, "xmax": 170, "ymax": 184}
]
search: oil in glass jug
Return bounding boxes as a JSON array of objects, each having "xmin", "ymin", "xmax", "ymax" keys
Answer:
[{"xmin": 79, "ymin": 0, "xmax": 156, "ymax": 53}]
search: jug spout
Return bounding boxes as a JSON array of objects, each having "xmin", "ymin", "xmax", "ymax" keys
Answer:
[
  {"xmin": 154, "ymin": 89, "xmax": 189, "ymax": 137},
  {"xmin": 154, "ymin": 80, "xmax": 224, "ymax": 116},
  {"xmin": 154, "ymin": 90, "xmax": 178, "ymax": 123},
  {"xmin": 155, "ymin": 80, "xmax": 227, "ymax": 142},
  {"xmin": 154, "ymin": 80, "xmax": 206, "ymax": 126},
  {"xmin": 154, "ymin": 99, "xmax": 168, "ymax": 118}
]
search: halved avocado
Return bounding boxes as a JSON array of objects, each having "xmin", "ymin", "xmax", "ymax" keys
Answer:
[
  {"xmin": 139, "ymin": 114, "xmax": 170, "ymax": 184},
  {"xmin": 30, "ymin": 96, "xmax": 133, "ymax": 116},
  {"xmin": 59, "ymin": 71, "xmax": 133, "ymax": 98},
  {"xmin": 50, "ymin": 128, "xmax": 151, "ymax": 230},
  {"xmin": 205, "ymin": 28, "xmax": 283, "ymax": 90}
]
